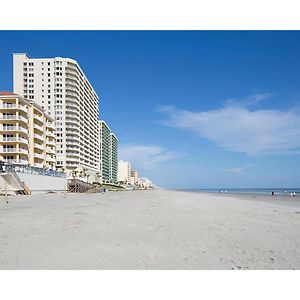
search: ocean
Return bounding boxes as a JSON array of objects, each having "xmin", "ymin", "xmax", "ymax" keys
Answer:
[{"xmin": 182, "ymin": 188, "xmax": 300, "ymax": 196}]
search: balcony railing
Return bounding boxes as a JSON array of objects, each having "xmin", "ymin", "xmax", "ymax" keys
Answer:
[
  {"xmin": 34, "ymin": 133, "xmax": 43, "ymax": 141},
  {"xmin": 0, "ymin": 104, "xmax": 27, "ymax": 112},
  {"xmin": 34, "ymin": 114, "xmax": 43, "ymax": 123},
  {"xmin": 2, "ymin": 126, "xmax": 28, "ymax": 132},
  {"xmin": 0, "ymin": 114, "xmax": 28, "ymax": 122},
  {"xmin": 2, "ymin": 159, "xmax": 28, "ymax": 165},
  {"xmin": 0, "ymin": 136, "xmax": 28, "ymax": 143},
  {"xmin": 34, "ymin": 152, "xmax": 44, "ymax": 159},
  {"xmin": 46, "ymin": 122, "xmax": 55, "ymax": 130},
  {"xmin": 34, "ymin": 143, "xmax": 44, "ymax": 150},
  {"xmin": 34, "ymin": 123, "xmax": 44, "ymax": 132}
]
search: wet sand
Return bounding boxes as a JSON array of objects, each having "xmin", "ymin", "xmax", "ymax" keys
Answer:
[{"xmin": 0, "ymin": 189, "xmax": 300, "ymax": 269}]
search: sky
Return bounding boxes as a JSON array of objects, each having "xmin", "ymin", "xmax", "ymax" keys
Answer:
[{"xmin": 1, "ymin": 30, "xmax": 300, "ymax": 189}]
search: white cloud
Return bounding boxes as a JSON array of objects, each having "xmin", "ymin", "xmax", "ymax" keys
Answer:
[
  {"xmin": 158, "ymin": 99, "xmax": 300, "ymax": 155},
  {"xmin": 220, "ymin": 164, "xmax": 255, "ymax": 174},
  {"xmin": 119, "ymin": 144, "xmax": 181, "ymax": 170}
]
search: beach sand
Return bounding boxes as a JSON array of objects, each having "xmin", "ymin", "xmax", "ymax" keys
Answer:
[{"xmin": 0, "ymin": 189, "xmax": 300, "ymax": 270}]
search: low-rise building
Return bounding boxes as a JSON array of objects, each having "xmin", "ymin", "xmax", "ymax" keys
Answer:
[
  {"xmin": 130, "ymin": 170, "xmax": 139, "ymax": 185},
  {"xmin": 138, "ymin": 177, "xmax": 153, "ymax": 189},
  {"xmin": 0, "ymin": 91, "xmax": 55, "ymax": 169}
]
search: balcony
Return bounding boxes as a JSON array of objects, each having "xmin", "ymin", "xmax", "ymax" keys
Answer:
[
  {"xmin": 46, "ymin": 147, "xmax": 55, "ymax": 154},
  {"xmin": 34, "ymin": 152, "xmax": 44, "ymax": 160},
  {"xmin": 46, "ymin": 131, "xmax": 55, "ymax": 138},
  {"xmin": 34, "ymin": 114, "xmax": 44, "ymax": 123},
  {"xmin": 66, "ymin": 152, "xmax": 79, "ymax": 157},
  {"xmin": 0, "ymin": 114, "xmax": 28, "ymax": 123},
  {"xmin": 0, "ymin": 147, "xmax": 28, "ymax": 154},
  {"xmin": 2, "ymin": 126, "xmax": 28, "ymax": 133},
  {"xmin": 0, "ymin": 104, "xmax": 27, "ymax": 113},
  {"xmin": 33, "ymin": 133, "xmax": 43, "ymax": 142},
  {"xmin": 0, "ymin": 136, "xmax": 28, "ymax": 144},
  {"xmin": 46, "ymin": 122, "xmax": 55, "ymax": 130},
  {"xmin": 34, "ymin": 143, "xmax": 44, "ymax": 151},
  {"xmin": 46, "ymin": 139, "xmax": 56, "ymax": 146},
  {"xmin": 34, "ymin": 123, "xmax": 44, "ymax": 132}
]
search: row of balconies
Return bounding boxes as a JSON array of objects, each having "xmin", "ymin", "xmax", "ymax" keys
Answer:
[
  {"xmin": 0, "ymin": 114, "xmax": 28, "ymax": 123},
  {"xmin": 0, "ymin": 104, "xmax": 27, "ymax": 113},
  {"xmin": 0, "ymin": 147, "xmax": 29, "ymax": 154},
  {"xmin": 2, "ymin": 126, "xmax": 28, "ymax": 133},
  {"xmin": 0, "ymin": 136, "xmax": 28, "ymax": 144}
]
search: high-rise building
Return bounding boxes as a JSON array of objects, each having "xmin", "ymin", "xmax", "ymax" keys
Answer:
[
  {"xmin": 99, "ymin": 120, "xmax": 110, "ymax": 182},
  {"xmin": 99, "ymin": 120, "xmax": 118, "ymax": 183},
  {"xmin": 13, "ymin": 53, "xmax": 100, "ymax": 173},
  {"xmin": 118, "ymin": 160, "xmax": 131, "ymax": 183},
  {"xmin": 109, "ymin": 132, "xmax": 118, "ymax": 183},
  {"xmin": 0, "ymin": 92, "xmax": 56, "ymax": 169}
]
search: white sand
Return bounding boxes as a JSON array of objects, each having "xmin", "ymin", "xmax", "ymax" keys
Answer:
[{"xmin": 0, "ymin": 189, "xmax": 300, "ymax": 269}]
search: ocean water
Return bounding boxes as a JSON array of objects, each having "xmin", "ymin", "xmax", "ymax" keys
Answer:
[{"xmin": 184, "ymin": 188, "xmax": 300, "ymax": 196}]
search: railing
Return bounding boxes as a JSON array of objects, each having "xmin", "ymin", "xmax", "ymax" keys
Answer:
[
  {"xmin": 0, "ymin": 114, "xmax": 27, "ymax": 121},
  {"xmin": 34, "ymin": 123, "xmax": 44, "ymax": 132},
  {"xmin": 2, "ymin": 159, "xmax": 28, "ymax": 164},
  {"xmin": 34, "ymin": 143, "xmax": 44, "ymax": 150},
  {"xmin": 34, "ymin": 114, "xmax": 43, "ymax": 123},
  {"xmin": 1, "ymin": 147, "xmax": 17, "ymax": 152},
  {"xmin": 0, "ymin": 136, "xmax": 28, "ymax": 143},
  {"xmin": 0, "ymin": 104, "xmax": 27, "ymax": 112},
  {"xmin": 0, "ymin": 162, "xmax": 66, "ymax": 178},
  {"xmin": 34, "ymin": 133, "xmax": 43, "ymax": 140},
  {"xmin": 34, "ymin": 152, "xmax": 44, "ymax": 159}
]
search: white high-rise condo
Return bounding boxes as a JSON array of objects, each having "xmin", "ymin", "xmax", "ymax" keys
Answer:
[{"xmin": 13, "ymin": 53, "xmax": 100, "ymax": 173}]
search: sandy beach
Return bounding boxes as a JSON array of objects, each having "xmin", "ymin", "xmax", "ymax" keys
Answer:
[{"xmin": 0, "ymin": 189, "xmax": 300, "ymax": 270}]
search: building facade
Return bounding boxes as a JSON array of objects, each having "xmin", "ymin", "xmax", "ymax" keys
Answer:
[
  {"xmin": 0, "ymin": 92, "xmax": 55, "ymax": 169},
  {"xmin": 130, "ymin": 170, "xmax": 139, "ymax": 185},
  {"xmin": 99, "ymin": 120, "xmax": 118, "ymax": 183},
  {"xmin": 99, "ymin": 120, "xmax": 110, "ymax": 182},
  {"xmin": 13, "ymin": 53, "xmax": 100, "ymax": 174},
  {"xmin": 117, "ymin": 160, "xmax": 131, "ymax": 183},
  {"xmin": 109, "ymin": 133, "xmax": 118, "ymax": 183}
]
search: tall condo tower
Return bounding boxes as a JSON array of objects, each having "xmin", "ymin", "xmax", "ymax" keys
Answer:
[
  {"xmin": 99, "ymin": 120, "xmax": 118, "ymax": 183},
  {"xmin": 13, "ymin": 53, "xmax": 100, "ymax": 173}
]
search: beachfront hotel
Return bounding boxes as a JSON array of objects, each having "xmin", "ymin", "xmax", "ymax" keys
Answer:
[
  {"xmin": 13, "ymin": 53, "xmax": 100, "ymax": 173},
  {"xmin": 118, "ymin": 160, "xmax": 131, "ymax": 183},
  {"xmin": 0, "ymin": 92, "xmax": 56, "ymax": 169},
  {"xmin": 109, "ymin": 132, "xmax": 118, "ymax": 183},
  {"xmin": 99, "ymin": 120, "xmax": 118, "ymax": 183}
]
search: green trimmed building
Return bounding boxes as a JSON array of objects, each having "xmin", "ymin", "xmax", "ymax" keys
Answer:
[{"xmin": 99, "ymin": 120, "xmax": 118, "ymax": 183}]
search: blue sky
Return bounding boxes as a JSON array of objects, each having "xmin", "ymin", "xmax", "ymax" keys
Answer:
[{"xmin": 1, "ymin": 31, "xmax": 300, "ymax": 188}]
